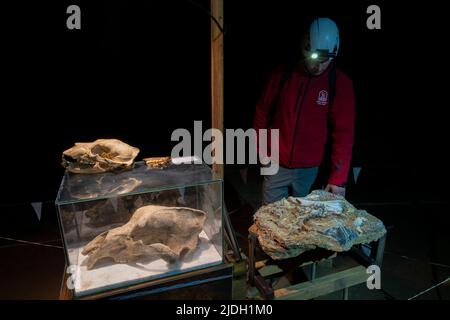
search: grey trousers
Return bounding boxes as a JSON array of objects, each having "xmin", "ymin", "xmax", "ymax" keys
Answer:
[{"xmin": 262, "ymin": 166, "xmax": 319, "ymax": 205}]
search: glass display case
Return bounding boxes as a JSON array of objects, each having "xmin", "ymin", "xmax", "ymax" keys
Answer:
[{"xmin": 55, "ymin": 161, "xmax": 224, "ymax": 298}]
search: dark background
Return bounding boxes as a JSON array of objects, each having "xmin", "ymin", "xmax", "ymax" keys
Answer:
[{"xmin": 0, "ymin": 0, "xmax": 447, "ymax": 205}]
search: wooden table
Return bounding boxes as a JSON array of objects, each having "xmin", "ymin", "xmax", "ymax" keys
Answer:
[{"xmin": 247, "ymin": 227, "xmax": 387, "ymax": 300}]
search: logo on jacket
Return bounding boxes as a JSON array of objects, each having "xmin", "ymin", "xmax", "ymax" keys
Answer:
[{"xmin": 316, "ymin": 90, "xmax": 329, "ymax": 106}]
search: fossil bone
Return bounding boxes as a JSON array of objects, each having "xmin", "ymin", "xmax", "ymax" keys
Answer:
[
  {"xmin": 82, "ymin": 205, "xmax": 207, "ymax": 270},
  {"xmin": 62, "ymin": 139, "xmax": 140, "ymax": 174},
  {"xmin": 143, "ymin": 156, "xmax": 172, "ymax": 169}
]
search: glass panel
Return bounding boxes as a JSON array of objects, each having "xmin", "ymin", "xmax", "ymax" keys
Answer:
[
  {"xmin": 56, "ymin": 162, "xmax": 223, "ymax": 298},
  {"xmin": 56, "ymin": 161, "xmax": 221, "ymax": 205}
]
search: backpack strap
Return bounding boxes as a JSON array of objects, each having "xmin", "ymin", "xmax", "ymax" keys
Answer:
[
  {"xmin": 320, "ymin": 64, "xmax": 338, "ymax": 187},
  {"xmin": 328, "ymin": 65, "xmax": 336, "ymax": 107},
  {"xmin": 267, "ymin": 65, "xmax": 293, "ymax": 127}
]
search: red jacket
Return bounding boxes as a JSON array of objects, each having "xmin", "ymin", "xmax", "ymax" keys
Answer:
[{"xmin": 253, "ymin": 64, "xmax": 355, "ymax": 186}]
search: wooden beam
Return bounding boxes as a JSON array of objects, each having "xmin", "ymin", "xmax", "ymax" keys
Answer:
[
  {"xmin": 274, "ymin": 266, "xmax": 368, "ymax": 300},
  {"xmin": 210, "ymin": 0, "xmax": 224, "ymax": 179},
  {"xmin": 256, "ymin": 253, "xmax": 337, "ymax": 274}
]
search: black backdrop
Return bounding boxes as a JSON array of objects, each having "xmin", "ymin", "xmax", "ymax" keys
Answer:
[
  {"xmin": 1, "ymin": 0, "xmax": 447, "ymax": 205},
  {"xmin": 2, "ymin": 0, "xmax": 212, "ymax": 204}
]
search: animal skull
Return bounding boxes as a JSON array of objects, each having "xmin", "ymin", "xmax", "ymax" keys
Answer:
[
  {"xmin": 62, "ymin": 139, "xmax": 140, "ymax": 174},
  {"xmin": 82, "ymin": 205, "xmax": 207, "ymax": 270}
]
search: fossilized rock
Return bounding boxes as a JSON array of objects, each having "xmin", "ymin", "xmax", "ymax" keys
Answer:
[
  {"xmin": 62, "ymin": 139, "xmax": 140, "ymax": 174},
  {"xmin": 143, "ymin": 156, "xmax": 172, "ymax": 169},
  {"xmin": 251, "ymin": 190, "xmax": 386, "ymax": 260},
  {"xmin": 82, "ymin": 205, "xmax": 207, "ymax": 269}
]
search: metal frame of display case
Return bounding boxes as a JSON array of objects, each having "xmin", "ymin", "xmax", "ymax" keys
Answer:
[
  {"xmin": 56, "ymin": 172, "xmax": 229, "ymax": 299},
  {"xmin": 60, "ymin": 262, "xmax": 233, "ymax": 300}
]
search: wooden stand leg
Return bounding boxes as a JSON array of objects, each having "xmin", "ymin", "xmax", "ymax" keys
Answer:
[
  {"xmin": 350, "ymin": 233, "xmax": 387, "ymax": 268},
  {"xmin": 248, "ymin": 233, "xmax": 256, "ymax": 285},
  {"xmin": 371, "ymin": 234, "xmax": 387, "ymax": 267},
  {"xmin": 343, "ymin": 287, "xmax": 349, "ymax": 300},
  {"xmin": 310, "ymin": 262, "xmax": 317, "ymax": 280},
  {"xmin": 248, "ymin": 232, "xmax": 274, "ymax": 299}
]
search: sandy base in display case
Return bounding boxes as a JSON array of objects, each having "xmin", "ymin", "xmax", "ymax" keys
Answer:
[{"xmin": 67, "ymin": 231, "xmax": 222, "ymax": 297}]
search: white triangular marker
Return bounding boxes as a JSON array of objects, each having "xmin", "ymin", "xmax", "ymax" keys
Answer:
[
  {"xmin": 31, "ymin": 202, "xmax": 43, "ymax": 221},
  {"xmin": 353, "ymin": 167, "xmax": 362, "ymax": 183}
]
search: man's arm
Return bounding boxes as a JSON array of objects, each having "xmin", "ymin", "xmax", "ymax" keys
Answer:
[{"xmin": 327, "ymin": 72, "xmax": 355, "ymax": 194}]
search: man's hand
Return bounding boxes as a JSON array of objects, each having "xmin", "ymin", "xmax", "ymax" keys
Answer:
[{"xmin": 325, "ymin": 184, "xmax": 346, "ymax": 197}]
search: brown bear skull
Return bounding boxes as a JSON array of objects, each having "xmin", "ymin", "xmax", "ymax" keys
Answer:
[{"xmin": 62, "ymin": 139, "xmax": 140, "ymax": 174}]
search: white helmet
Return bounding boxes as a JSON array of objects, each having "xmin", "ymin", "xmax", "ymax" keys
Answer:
[{"xmin": 304, "ymin": 18, "xmax": 340, "ymax": 60}]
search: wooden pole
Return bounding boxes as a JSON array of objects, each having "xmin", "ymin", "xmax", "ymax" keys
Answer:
[{"xmin": 210, "ymin": 0, "xmax": 224, "ymax": 179}]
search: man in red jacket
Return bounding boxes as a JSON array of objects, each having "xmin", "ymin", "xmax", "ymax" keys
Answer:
[{"xmin": 253, "ymin": 18, "xmax": 355, "ymax": 204}]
